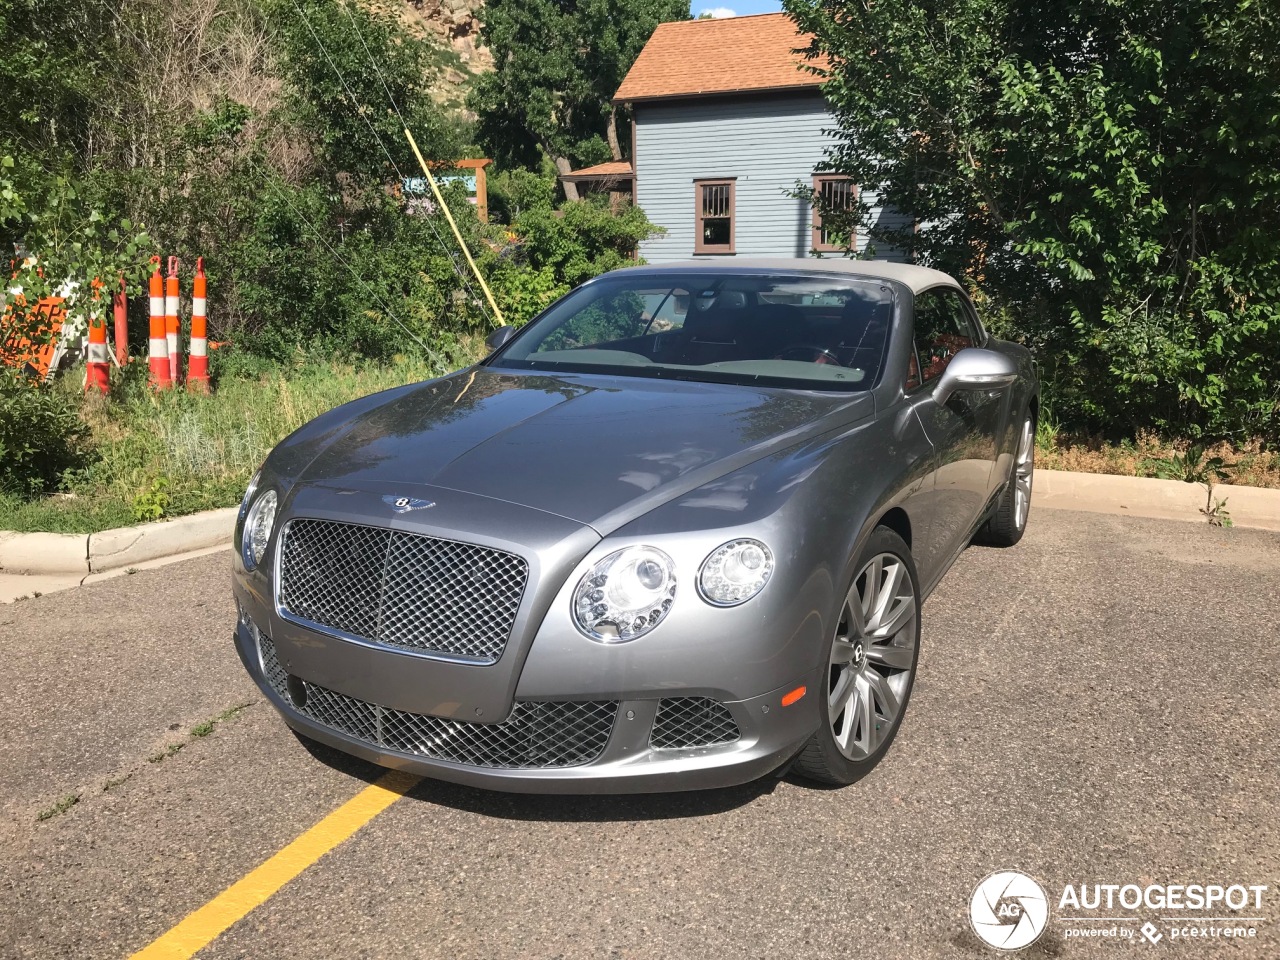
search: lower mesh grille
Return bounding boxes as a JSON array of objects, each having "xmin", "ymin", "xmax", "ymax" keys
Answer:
[
  {"xmin": 651, "ymin": 697, "xmax": 740, "ymax": 749},
  {"xmin": 257, "ymin": 635, "xmax": 617, "ymax": 768}
]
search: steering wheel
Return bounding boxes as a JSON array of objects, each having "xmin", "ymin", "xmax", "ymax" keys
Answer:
[{"xmin": 776, "ymin": 344, "xmax": 844, "ymax": 366}]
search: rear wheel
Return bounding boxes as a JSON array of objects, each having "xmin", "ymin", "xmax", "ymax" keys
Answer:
[
  {"xmin": 793, "ymin": 527, "xmax": 921, "ymax": 786},
  {"xmin": 978, "ymin": 411, "xmax": 1034, "ymax": 547}
]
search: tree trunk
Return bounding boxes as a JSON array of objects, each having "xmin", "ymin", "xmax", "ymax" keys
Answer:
[
  {"xmin": 552, "ymin": 154, "xmax": 581, "ymax": 202},
  {"xmin": 606, "ymin": 107, "xmax": 622, "ymax": 162}
]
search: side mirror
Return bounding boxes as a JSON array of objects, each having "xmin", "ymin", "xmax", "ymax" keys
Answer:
[
  {"xmin": 932, "ymin": 347, "xmax": 1018, "ymax": 406},
  {"xmin": 485, "ymin": 325, "xmax": 516, "ymax": 351}
]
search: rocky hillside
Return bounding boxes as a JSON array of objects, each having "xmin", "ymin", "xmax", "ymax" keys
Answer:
[{"xmin": 406, "ymin": 0, "xmax": 491, "ymax": 74}]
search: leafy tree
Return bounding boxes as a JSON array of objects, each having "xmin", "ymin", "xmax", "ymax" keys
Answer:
[
  {"xmin": 266, "ymin": 0, "xmax": 464, "ymax": 184},
  {"xmin": 0, "ymin": 0, "xmax": 151, "ymax": 308},
  {"xmin": 471, "ymin": 0, "xmax": 689, "ymax": 199},
  {"xmin": 786, "ymin": 0, "xmax": 1280, "ymax": 441}
]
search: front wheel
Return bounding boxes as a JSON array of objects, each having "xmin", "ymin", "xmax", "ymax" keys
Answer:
[
  {"xmin": 793, "ymin": 527, "xmax": 921, "ymax": 786},
  {"xmin": 978, "ymin": 411, "xmax": 1034, "ymax": 547}
]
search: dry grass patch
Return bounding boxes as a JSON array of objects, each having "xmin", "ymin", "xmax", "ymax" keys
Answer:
[{"xmin": 1038, "ymin": 432, "xmax": 1280, "ymax": 489}]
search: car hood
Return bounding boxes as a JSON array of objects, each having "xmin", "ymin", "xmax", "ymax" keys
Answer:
[{"xmin": 294, "ymin": 368, "xmax": 873, "ymax": 532}]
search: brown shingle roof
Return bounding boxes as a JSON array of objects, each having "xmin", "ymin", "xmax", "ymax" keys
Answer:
[
  {"xmin": 562, "ymin": 161, "xmax": 635, "ymax": 180},
  {"xmin": 614, "ymin": 13, "xmax": 826, "ymax": 104}
]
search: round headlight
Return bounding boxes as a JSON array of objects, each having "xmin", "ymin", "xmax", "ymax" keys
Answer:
[
  {"xmin": 572, "ymin": 545, "xmax": 676, "ymax": 643},
  {"xmin": 242, "ymin": 489, "xmax": 278, "ymax": 571},
  {"xmin": 698, "ymin": 539, "xmax": 773, "ymax": 606}
]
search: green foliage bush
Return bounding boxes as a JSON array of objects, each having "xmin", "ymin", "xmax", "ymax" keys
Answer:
[
  {"xmin": 788, "ymin": 0, "xmax": 1280, "ymax": 442},
  {"xmin": 0, "ymin": 370, "xmax": 88, "ymax": 495},
  {"xmin": 488, "ymin": 197, "xmax": 663, "ymax": 326}
]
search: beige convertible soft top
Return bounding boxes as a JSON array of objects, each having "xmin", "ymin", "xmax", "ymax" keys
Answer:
[{"xmin": 638, "ymin": 257, "xmax": 961, "ymax": 295}]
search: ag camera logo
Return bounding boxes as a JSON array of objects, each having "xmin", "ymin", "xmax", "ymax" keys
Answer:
[{"xmin": 970, "ymin": 870, "xmax": 1050, "ymax": 951}]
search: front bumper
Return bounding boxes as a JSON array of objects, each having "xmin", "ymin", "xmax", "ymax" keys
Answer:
[{"xmin": 234, "ymin": 613, "xmax": 821, "ymax": 794}]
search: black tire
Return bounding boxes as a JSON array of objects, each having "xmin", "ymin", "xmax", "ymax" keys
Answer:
[
  {"xmin": 793, "ymin": 526, "xmax": 922, "ymax": 786},
  {"xmin": 978, "ymin": 410, "xmax": 1035, "ymax": 548}
]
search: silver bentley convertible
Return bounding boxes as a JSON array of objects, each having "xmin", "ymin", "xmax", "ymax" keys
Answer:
[{"xmin": 232, "ymin": 259, "xmax": 1038, "ymax": 793}]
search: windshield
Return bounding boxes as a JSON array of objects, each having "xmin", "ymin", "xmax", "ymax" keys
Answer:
[{"xmin": 488, "ymin": 272, "xmax": 897, "ymax": 391}]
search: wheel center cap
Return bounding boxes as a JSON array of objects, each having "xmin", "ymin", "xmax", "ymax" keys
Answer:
[{"xmin": 851, "ymin": 641, "xmax": 866, "ymax": 667}]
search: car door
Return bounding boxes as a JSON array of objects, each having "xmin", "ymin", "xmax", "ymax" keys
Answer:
[{"xmin": 908, "ymin": 286, "xmax": 1004, "ymax": 574}]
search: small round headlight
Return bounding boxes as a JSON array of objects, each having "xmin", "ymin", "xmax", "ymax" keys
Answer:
[
  {"xmin": 572, "ymin": 545, "xmax": 676, "ymax": 643},
  {"xmin": 242, "ymin": 489, "xmax": 278, "ymax": 571},
  {"xmin": 698, "ymin": 539, "xmax": 773, "ymax": 606}
]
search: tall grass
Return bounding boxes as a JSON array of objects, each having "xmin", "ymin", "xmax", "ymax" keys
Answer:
[{"xmin": 0, "ymin": 349, "xmax": 470, "ymax": 533}]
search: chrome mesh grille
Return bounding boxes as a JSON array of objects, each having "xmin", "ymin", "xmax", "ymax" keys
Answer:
[
  {"xmin": 256, "ymin": 632, "xmax": 616, "ymax": 768},
  {"xmin": 651, "ymin": 697, "xmax": 740, "ymax": 749},
  {"xmin": 278, "ymin": 518, "xmax": 528, "ymax": 663}
]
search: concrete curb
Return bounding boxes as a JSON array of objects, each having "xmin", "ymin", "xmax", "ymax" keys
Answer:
[
  {"xmin": 88, "ymin": 507, "xmax": 239, "ymax": 574},
  {"xmin": 1032, "ymin": 470, "xmax": 1280, "ymax": 532},
  {"xmin": 1, "ymin": 470, "xmax": 1278, "ymax": 581},
  {"xmin": 0, "ymin": 531, "xmax": 88, "ymax": 576},
  {"xmin": 0, "ymin": 507, "xmax": 238, "ymax": 577}
]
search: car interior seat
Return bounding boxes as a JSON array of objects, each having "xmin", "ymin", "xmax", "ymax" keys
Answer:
[
  {"xmin": 747, "ymin": 303, "xmax": 806, "ymax": 359},
  {"xmin": 678, "ymin": 290, "xmax": 751, "ymax": 365}
]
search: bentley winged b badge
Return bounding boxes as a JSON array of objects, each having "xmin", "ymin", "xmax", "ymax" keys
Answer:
[{"xmin": 382, "ymin": 495, "xmax": 436, "ymax": 514}]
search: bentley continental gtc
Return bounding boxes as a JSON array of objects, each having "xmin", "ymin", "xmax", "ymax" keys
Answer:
[{"xmin": 232, "ymin": 259, "xmax": 1039, "ymax": 793}]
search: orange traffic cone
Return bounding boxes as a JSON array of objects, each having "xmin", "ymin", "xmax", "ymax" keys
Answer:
[
  {"xmin": 86, "ymin": 278, "xmax": 109, "ymax": 394},
  {"xmin": 188, "ymin": 256, "xmax": 209, "ymax": 392},
  {"xmin": 148, "ymin": 257, "xmax": 171, "ymax": 390},
  {"xmin": 165, "ymin": 255, "xmax": 181, "ymax": 386},
  {"xmin": 113, "ymin": 274, "xmax": 128, "ymax": 367}
]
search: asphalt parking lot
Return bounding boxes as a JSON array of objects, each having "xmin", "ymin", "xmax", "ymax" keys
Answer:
[{"xmin": 2, "ymin": 508, "xmax": 1277, "ymax": 959}]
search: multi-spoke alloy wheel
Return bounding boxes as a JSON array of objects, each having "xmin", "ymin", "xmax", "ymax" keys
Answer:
[
  {"xmin": 794, "ymin": 527, "xmax": 921, "ymax": 785},
  {"xmin": 826, "ymin": 551, "xmax": 918, "ymax": 761},
  {"xmin": 1013, "ymin": 416, "xmax": 1034, "ymax": 531},
  {"xmin": 979, "ymin": 409, "xmax": 1036, "ymax": 547}
]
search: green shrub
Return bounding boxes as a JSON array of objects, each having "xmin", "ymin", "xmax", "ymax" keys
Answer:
[
  {"xmin": 488, "ymin": 198, "xmax": 664, "ymax": 326},
  {"xmin": 0, "ymin": 369, "xmax": 89, "ymax": 495},
  {"xmin": 131, "ymin": 476, "xmax": 170, "ymax": 522}
]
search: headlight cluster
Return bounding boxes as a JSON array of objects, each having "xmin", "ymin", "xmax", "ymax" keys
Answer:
[
  {"xmin": 698, "ymin": 539, "xmax": 774, "ymax": 606},
  {"xmin": 572, "ymin": 546, "xmax": 676, "ymax": 642},
  {"xmin": 571, "ymin": 538, "xmax": 774, "ymax": 642},
  {"xmin": 241, "ymin": 488, "xmax": 279, "ymax": 571}
]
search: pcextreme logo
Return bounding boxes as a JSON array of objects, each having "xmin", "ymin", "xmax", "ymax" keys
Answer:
[{"xmin": 969, "ymin": 872, "xmax": 1270, "ymax": 950}]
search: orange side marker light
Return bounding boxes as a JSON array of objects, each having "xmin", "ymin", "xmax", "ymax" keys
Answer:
[{"xmin": 781, "ymin": 685, "xmax": 807, "ymax": 707}]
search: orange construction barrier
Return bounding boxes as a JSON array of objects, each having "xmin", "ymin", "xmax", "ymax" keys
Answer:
[
  {"xmin": 165, "ymin": 255, "xmax": 181, "ymax": 385},
  {"xmin": 86, "ymin": 278, "xmax": 109, "ymax": 394},
  {"xmin": 1, "ymin": 297, "xmax": 65, "ymax": 382},
  {"xmin": 148, "ymin": 256, "xmax": 171, "ymax": 388},
  {"xmin": 188, "ymin": 256, "xmax": 209, "ymax": 392}
]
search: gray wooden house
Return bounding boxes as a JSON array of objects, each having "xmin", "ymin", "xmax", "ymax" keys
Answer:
[{"xmin": 588, "ymin": 13, "xmax": 910, "ymax": 263}]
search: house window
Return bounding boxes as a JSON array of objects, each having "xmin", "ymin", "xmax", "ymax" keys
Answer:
[
  {"xmin": 694, "ymin": 179, "xmax": 735, "ymax": 254},
  {"xmin": 812, "ymin": 175, "xmax": 857, "ymax": 252}
]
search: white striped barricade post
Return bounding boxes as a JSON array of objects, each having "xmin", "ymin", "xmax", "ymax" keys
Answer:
[
  {"xmin": 86, "ymin": 277, "xmax": 110, "ymax": 394},
  {"xmin": 148, "ymin": 256, "xmax": 171, "ymax": 390},
  {"xmin": 165, "ymin": 255, "xmax": 181, "ymax": 386},
  {"xmin": 188, "ymin": 256, "xmax": 209, "ymax": 393}
]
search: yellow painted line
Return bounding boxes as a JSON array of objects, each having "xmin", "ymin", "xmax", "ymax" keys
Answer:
[{"xmin": 130, "ymin": 770, "xmax": 420, "ymax": 960}]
